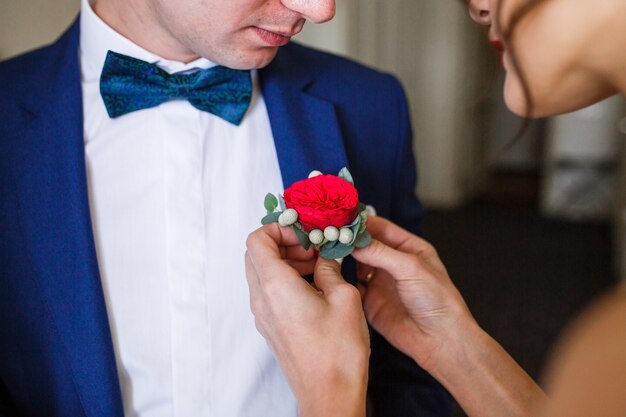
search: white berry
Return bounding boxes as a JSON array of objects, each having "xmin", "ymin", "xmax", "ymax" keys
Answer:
[
  {"xmin": 278, "ymin": 209, "xmax": 298, "ymax": 226},
  {"xmin": 338, "ymin": 228, "xmax": 354, "ymax": 244},
  {"xmin": 309, "ymin": 229, "xmax": 324, "ymax": 245},
  {"xmin": 308, "ymin": 170, "xmax": 323, "ymax": 178},
  {"xmin": 323, "ymin": 226, "xmax": 339, "ymax": 241}
]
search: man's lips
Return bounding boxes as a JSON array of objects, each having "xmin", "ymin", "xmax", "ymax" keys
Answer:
[{"xmin": 253, "ymin": 27, "xmax": 294, "ymax": 47}]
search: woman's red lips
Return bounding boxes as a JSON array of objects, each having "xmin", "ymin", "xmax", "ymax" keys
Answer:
[
  {"xmin": 490, "ymin": 40, "xmax": 505, "ymax": 67},
  {"xmin": 490, "ymin": 40, "xmax": 504, "ymax": 52},
  {"xmin": 254, "ymin": 27, "xmax": 292, "ymax": 47}
]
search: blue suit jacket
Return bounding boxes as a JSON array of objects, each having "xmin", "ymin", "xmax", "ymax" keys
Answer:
[{"xmin": 0, "ymin": 19, "xmax": 450, "ymax": 417}]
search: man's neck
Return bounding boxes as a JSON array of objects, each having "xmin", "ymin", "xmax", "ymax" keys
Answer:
[{"xmin": 92, "ymin": 0, "xmax": 200, "ymax": 63}]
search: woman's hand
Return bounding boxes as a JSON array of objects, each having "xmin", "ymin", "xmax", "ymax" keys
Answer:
[
  {"xmin": 352, "ymin": 216, "xmax": 545, "ymax": 417},
  {"xmin": 353, "ymin": 216, "xmax": 474, "ymax": 368},
  {"xmin": 245, "ymin": 224, "xmax": 370, "ymax": 417}
]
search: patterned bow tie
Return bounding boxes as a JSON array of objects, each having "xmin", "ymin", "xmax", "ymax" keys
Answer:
[{"xmin": 99, "ymin": 50, "xmax": 252, "ymax": 125}]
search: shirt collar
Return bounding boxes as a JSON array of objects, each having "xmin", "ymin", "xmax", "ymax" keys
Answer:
[{"xmin": 79, "ymin": 0, "xmax": 216, "ymax": 82}]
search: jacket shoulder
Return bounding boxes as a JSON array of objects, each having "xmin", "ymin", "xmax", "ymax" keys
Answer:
[
  {"xmin": 279, "ymin": 42, "xmax": 404, "ymax": 95},
  {"xmin": 0, "ymin": 44, "xmax": 58, "ymax": 97},
  {"xmin": 0, "ymin": 19, "xmax": 79, "ymax": 122},
  {"xmin": 0, "ymin": 47, "xmax": 54, "ymax": 128}
]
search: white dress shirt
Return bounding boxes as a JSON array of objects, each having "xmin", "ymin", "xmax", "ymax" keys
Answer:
[{"xmin": 79, "ymin": 1, "xmax": 296, "ymax": 415}]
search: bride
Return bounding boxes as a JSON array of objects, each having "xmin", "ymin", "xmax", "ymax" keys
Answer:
[{"xmin": 245, "ymin": 0, "xmax": 626, "ymax": 416}]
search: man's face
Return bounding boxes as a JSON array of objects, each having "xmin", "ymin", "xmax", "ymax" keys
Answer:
[{"xmin": 147, "ymin": 0, "xmax": 336, "ymax": 69}]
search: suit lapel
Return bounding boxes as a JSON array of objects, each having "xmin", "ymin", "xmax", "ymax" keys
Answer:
[
  {"xmin": 259, "ymin": 46, "xmax": 348, "ymax": 188},
  {"xmin": 12, "ymin": 20, "xmax": 124, "ymax": 417}
]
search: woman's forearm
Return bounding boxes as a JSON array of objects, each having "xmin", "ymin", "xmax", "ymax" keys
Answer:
[{"xmin": 421, "ymin": 320, "xmax": 547, "ymax": 417}]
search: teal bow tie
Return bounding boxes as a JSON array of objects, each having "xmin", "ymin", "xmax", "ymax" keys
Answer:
[{"xmin": 99, "ymin": 51, "xmax": 252, "ymax": 126}]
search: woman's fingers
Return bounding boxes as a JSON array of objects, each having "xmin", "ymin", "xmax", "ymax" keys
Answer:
[
  {"xmin": 366, "ymin": 216, "xmax": 436, "ymax": 255},
  {"xmin": 281, "ymin": 244, "xmax": 315, "ymax": 262},
  {"xmin": 354, "ymin": 216, "xmax": 446, "ymax": 281},
  {"xmin": 246, "ymin": 223, "xmax": 309, "ymax": 259},
  {"xmin": 313, "ymin": 258, "xmax": 348, "ymax": 294},
  {"xmin": 246, "ymin": 224, "xmax": 315, "ymax": 300},
  {"xmin": 352, "ymin": 238, "xmax": 423, "ymax": 282},
  {"xmin": 286, "ymin": 260, "xmax": 316, "ymax": 276},
  {"xmin": 247, "ymin": 224, "xmax": 315, "ymax": 276}
]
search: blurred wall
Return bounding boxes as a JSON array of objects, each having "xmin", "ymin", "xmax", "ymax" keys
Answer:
[{"xmin": 0, "ymin": 0, "xmax": 80, "ymax": 59}]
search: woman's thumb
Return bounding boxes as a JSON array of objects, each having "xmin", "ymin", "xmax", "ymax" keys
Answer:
[{"xmin": 313, "ymin": 258, "xmax": 345, "ymax": 293}]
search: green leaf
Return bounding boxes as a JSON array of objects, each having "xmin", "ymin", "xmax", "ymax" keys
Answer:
[
  {"xmin": 264, "ymin": 193, "xmax": 278, "ymax": 213},
  {"xmin": 261, "ymin": 211, "xmax": 281, "ymax": 225},
  {"xmin": 320, "ymin": 242, "xmax": 354, "ymax": 259},
  {"xmin": 348, "ymin": 218, "xmax": 361, "ymax": 246},
  {"xmin": 353, "ymin": 230, "xmax": 372, "ymax": 248},
  {"xmin": 358, "ymin": 210, "xmax": 368, "ymax": 233},
  {"xmin": 324, "ymin": 239, "xmax": 339, "ymax": 249},
  {"xmin": 338, "ymin": 167, "xmax": 354, "ymax": 185},
  {"xmin": 278, "ymin": 194, "xmax": 286, "ymax": 211},
  {"xmin": 292, "ymin": 224, "xmax": 311, "ymax": 250},
  {"xmin": 318, "ymin": 239, "xmax": 338, "ymax": 256},
  {"xmin": 357, "ymin": 202, "xmax": 366, "ymax": 213}
]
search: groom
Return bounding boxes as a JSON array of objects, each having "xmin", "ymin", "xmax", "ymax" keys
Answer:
[{"xmin": 0, "ymin": 0, "xmax": 450, "ymax": 415}]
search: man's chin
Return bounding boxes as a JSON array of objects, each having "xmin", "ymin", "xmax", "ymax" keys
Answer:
[
  {"xmin": 248, "ymin": 47, "xmax": 279, "ymax": 69},
  {"xmin": 228, "ymin": 47, "xmax": 280, "ymax": 70}
]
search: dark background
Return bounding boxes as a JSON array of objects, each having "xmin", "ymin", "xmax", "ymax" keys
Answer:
[{"xmin": 421, "ymin": 173, "xmax": 616, "ymax": 416}]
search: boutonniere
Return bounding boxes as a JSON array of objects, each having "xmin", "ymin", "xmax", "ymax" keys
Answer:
[{"xmin": 262, "ymin": 168, "xmax": 372, "ymax": 259}]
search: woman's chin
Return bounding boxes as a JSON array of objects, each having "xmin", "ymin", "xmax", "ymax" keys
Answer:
[
  {"xmin": 504, "ymin": 97, "xmax": 564, "ymax": 119},
  {"xmin": 503, "ymin": 74, "xmax": 618, "ymax": 119},
  {"xmin": 502, "ymin": 89, "xmax": 542, "ymax": 118},
  {"xmin": 503, "ymin": 84, "xmax": 564, "ymax": 119}
]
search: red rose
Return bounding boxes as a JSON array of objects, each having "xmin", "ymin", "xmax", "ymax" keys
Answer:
[{"xmin": 283, "ymin": 174, "xmax": 359, "ymax": 232}]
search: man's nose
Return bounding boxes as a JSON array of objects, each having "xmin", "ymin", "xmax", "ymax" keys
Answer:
[
  {"xmin": 283, "ymin": 0, "xmax": 336, "ymax": 24},
  {"xmin": 468, "ymin": 0, "xmax": 492, "ymax": 25}
]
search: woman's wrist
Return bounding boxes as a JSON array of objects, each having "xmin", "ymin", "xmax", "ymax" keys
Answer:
[
  {"xmin": 403, "ymin": 306, "xmax": 483, "ymax": 380},
  {"xmin": 415, "ymin": 315, "xmax": 545, "ymax": 417},
  {"xmin": 421, "ymin": 317, "xmax": 491, "ymax": 387}
]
